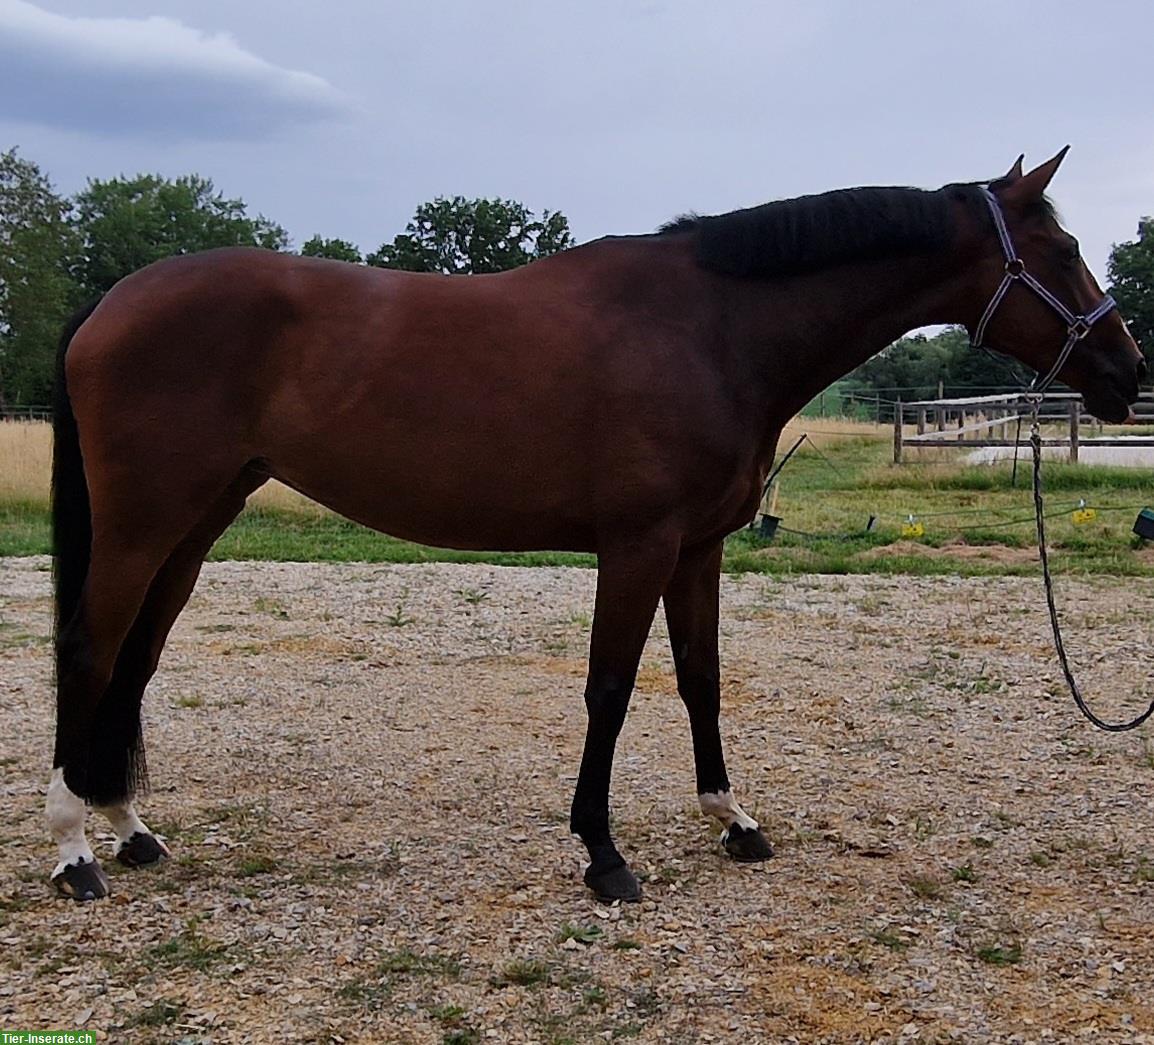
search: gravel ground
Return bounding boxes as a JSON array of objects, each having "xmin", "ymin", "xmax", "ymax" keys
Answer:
[{"xmin": 4, "ymin": 557, "xmax": 1154, "ymax": 1044}]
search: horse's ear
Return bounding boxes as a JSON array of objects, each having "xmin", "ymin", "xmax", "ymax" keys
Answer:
[
  {"xmin": 1003, "ymin": 146, "xmax": 1069, "ymax": 203},
  {"xmin": 1002, "ymin": 154, "xmax": 1025, "ymax": 182}
]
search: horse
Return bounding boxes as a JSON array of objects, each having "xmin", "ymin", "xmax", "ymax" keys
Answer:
[{"xmin": 45, "ymin": 149, "xmax": 1144, "ymax": 902}]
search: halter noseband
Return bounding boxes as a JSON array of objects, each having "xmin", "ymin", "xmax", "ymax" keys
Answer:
[{"xmin": 971, "ymin": 186, "xmax": 1116, "ymax": 394}]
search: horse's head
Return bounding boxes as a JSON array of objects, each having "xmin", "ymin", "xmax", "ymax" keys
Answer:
[{"xmin": 964, "ymin": 149, "xmax": 1145, "ymax": 423}]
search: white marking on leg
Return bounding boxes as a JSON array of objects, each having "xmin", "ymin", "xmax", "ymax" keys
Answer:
[
  {"xmin": 699, "ymin": 789, "xmax": 759, "ymax": 841},
  {"xmin": 96, "ymin": 799, "xmax": 168, "ymax": 857},
  {"xmin": 46, "ymin": 768, "xmax": 95, "ymax": 878}
]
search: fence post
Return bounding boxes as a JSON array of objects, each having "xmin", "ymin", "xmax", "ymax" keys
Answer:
[
  {"xmin": 917, "ymin": 408, "xmax": 926, "ymax": 435},
  {"xmin": 1068, "ymin": 399, "xmax": 1079, "ymax": 464},
  {"xmin": 893, "ymin": 399, "xmax": 903, "ymax": 464}
]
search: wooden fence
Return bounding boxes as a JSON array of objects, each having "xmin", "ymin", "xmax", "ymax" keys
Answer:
[{"xmin": 892, "ymin": 392, "xmax": 1154, "ymax": 464}]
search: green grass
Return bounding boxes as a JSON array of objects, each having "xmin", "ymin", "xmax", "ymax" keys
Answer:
[{"xmin": 4, "ymin": 434, "xmax": 1152, "ymax": 575}]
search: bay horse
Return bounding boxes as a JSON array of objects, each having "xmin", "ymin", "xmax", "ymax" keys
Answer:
[{"xmin": 46, "ymin": 150, "xmax": 1144, "ymax": 902}]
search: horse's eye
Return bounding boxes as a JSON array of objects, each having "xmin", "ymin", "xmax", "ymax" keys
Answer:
[{"xmin": 1065, "ymin": 242, "xmax": 1081, "ymax": 263}]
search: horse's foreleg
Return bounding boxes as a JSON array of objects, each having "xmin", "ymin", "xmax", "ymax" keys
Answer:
[
  {"xmin": 570, "ymin": 531, "xmax": 680, "ymax": 902},
  {"xmin": 663, "ymin": 541, "xmax": 773, "ymax": 862}
]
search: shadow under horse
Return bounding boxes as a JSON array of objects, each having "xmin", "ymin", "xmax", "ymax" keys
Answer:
[{"xmin": 46, "ymin": 150, "xmax": 1144, "ymax": 902}]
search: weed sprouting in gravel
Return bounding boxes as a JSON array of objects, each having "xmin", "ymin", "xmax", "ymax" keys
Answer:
[
  {"xmin": 146, "ymin": 918, "xmax": 232, "ymax": 972},
  {"xmin": 556, "ymin": 923, "xmax": 603, "ymax": 945},
  {"xmin": 384, "ymin": 593, "xmax": 415, "ymax": 627},
  {"xmin": 905, "ymin": 874, "xmax": 942, "ymax": 900},
  {"xmin": 867, "ymin": 927, "xmax": 911, "ymax": 951},
  {"xmin": 378, "ymin": 948, "xmax": 461, "ymax": 979},
  {"xmin": 253, "ymin": 596, "xmax": 290, "ymax": 619},
  {"xmin": 429, "ymin": 1002, "xmax": 469, "ymax": 1026},
  {"xmin": 237, "ymin": 854, "xmax": 278, "ymax": 877},
  {"xmin": 127, "ymin": 999, "xmax": 184, "ymax": 1028},
  {"xmin": 581, "ymin": 985, "xmax": 608, "ymax": 1009},
  {"xmin": 497, "ymin": 958, "xmax": 552, "ymax": 986},
  {"xmin": 442, "ymin": 1030, "xmax": 481, "ymax": 1045},
  {"xmin": 1133, "ymin": 856, "xmax": 1154, "ymax": 883},
  {"xmin": 456, "ymin": 587, "xmax": 489, "ymax": 605},
  {"xmin": 976, "ymin": 943, "xmax": 1023, "ymax": 966}
]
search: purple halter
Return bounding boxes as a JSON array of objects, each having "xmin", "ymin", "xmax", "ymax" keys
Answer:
[{"xmin": 971, "ymin": 187, "xmax": 1117, "ymax": 394}]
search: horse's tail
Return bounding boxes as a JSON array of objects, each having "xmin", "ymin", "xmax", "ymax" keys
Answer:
[{"xmin": 52, "ymin": 301, "xmax": 99, "ymax": 645}]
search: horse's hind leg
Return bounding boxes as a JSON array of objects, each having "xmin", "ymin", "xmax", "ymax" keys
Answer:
[
  {"xmin": 49, "ymin": 545, "xmax": 171, "ymax": 899},
  {"xmin": 663, "ymin": 540, "xmax": 773, "ymax": 861},
  {"xmin": 93, "ymin": 470, "xmax": 267, "ymax": 869},
  {"xmin": 48, "ymin": 470, "xmax": 265, "ymax": 898}
]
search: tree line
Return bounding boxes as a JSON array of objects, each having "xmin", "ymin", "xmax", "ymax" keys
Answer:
[
  {"xmin": 2, "ymin": 146, "xmax": 1151, "ymax": 409},
  {"xmin": 0, "ymin": 148, "xmax": 573, "ymax": 407}
]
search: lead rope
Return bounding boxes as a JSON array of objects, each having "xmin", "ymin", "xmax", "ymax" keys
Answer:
[{"xmin": 1029, "ymin": 402, "xmax": 1154, "ymax": 731}]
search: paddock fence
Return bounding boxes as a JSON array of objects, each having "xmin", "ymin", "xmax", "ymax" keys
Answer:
[{"xmin": 892, "ymin": 391, "xmax": 1154, "ymax": 464}]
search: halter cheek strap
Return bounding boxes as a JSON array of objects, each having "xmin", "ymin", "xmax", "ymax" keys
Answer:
[{"xmin": 971, "ymin": 187, "xmax": 1116, "ymax": 395}]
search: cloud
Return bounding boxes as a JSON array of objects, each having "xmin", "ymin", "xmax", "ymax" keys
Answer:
[{"xmin": 0, "ymin": 0, "xmax": 349, "ymax": 140}]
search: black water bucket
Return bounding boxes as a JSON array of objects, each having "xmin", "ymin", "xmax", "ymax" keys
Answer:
[
  {"xmin": 758, "ymin": 514, "xmax": 781, "ymax": 540},
  {"xmin": 1134, "ymin": 508, "xmax": 1154, "ymax": 540}
]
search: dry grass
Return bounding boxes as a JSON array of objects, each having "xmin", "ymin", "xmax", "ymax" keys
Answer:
[
  {"xmin": 781, "ymin": 416, "xmax": 887, "ymax": 447},
  {"xmin": 1, "ymin": 418, "xmax": 888, "ymax": 513},
  {"xmin": 0, "ymin": 420, "xmax": 51, "ymax": 504}
]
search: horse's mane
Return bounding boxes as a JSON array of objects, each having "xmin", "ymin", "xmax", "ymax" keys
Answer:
[{"xmin": 659, "ymin": 182, "xmax": 1001, "ymax": 278}]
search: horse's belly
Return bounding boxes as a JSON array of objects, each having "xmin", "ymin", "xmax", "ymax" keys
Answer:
[{"xmin": 268, "ymin": 446, "xmax": 598, "ymax": 553}]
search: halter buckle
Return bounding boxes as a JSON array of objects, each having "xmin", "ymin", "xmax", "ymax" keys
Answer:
[
  {"xmin": 1069, "ymin": 318, "xmax": 1091, "ymax": 340},
  {"xmin": 1004, "ymin": 258, "xmax": 1025, "ymax": 277}
]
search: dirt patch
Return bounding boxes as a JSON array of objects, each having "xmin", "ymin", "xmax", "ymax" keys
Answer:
[
  {"xmin": 856, "ymin": 538, "xmax": 1040, "ymax": 566},
  {"xmin": 4, "ymin": 559, "xmax": 1154, "ymax": 1042}
]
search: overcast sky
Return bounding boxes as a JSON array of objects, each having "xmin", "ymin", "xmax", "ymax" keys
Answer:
[{"xmin": 1, "ymin": 0, "xmax": 1151, "ymax": 278}]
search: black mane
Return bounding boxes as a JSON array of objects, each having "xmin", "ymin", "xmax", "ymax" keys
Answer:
[{"xmin": 659, "ymin": 183, "xmax": 989, "ymax": 278}]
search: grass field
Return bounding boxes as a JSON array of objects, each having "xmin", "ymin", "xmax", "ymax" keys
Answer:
[{"xmin": 3, "ymin": 419, "xmax": 1153, "ymax": 576}]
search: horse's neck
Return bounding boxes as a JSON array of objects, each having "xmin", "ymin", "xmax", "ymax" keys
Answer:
[{"xmin": 725, "ymin": 250, "xmax": 972, "ymax": 423}]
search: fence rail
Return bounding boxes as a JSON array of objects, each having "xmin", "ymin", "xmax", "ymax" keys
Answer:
[
  {"xmin": 1, "ymin": 405, "xmax": 51, "ymax": 421},
  {"xmin": 892, "ymin": 392, "xmax": 1154, "ymax": 463}
]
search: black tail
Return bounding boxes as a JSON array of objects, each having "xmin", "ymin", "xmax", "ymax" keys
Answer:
[
  {"xmin": 53, "ymin": 299, "xmax": 152, "ymax": 803},
  {"xmin": 52, "ymin": 301, "xmax": 99, "ymax": 642}
]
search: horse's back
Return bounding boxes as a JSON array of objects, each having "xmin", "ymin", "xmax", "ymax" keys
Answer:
[{"xmin": 64, "ymin": 242, "xmax": 757, "ymax": 550}]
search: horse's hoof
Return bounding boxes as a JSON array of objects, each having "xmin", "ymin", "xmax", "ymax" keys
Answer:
[
  {"xmin": 584, "ymin": 862, "xmax": 642, "ymax": 903},
  {"xmin": 116, "ymin": 831, "xmax": 170, "ymax": 869},
  {"xmin": 52, "ymin": 859, "xmax": 110, "ymax": 901},
  {"xmin": 723, "ymin": 824, "xmax": 775, "ymax": 863}
]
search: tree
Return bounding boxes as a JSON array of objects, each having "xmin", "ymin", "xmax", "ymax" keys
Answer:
[
  {"xmin": 0, "ymin": 149, "xmax": 81, "ymax": 408},
  {"xmin": 846, "ymin": 325, "xmax": 1017, "ymax": 400},
  {"xmin": 300, "ymin": 235, "xmax": 362, "ymax": 263},
  {"xmin": 367, "ymin": 197, "xmax": 573, "ymax": 274},
  {"xmin": 848, "ymin": 330, "xmax": 954, "ymax": 399},
  {"xmin": 72, "ymin": 174, "xmax": 288, "ymax": 295},
  {"xmin": 1108, "ymin": 219, "xmax": 1154, "ymax": 367}
]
